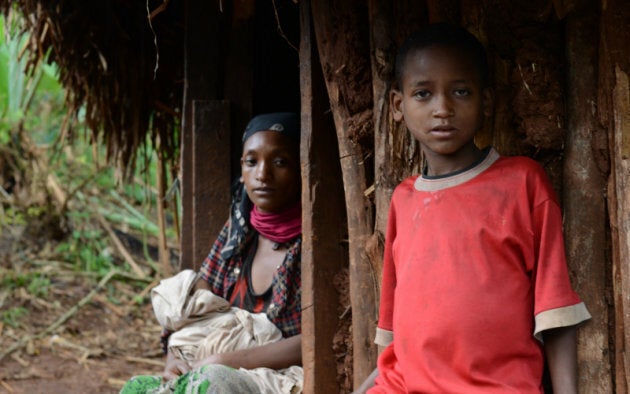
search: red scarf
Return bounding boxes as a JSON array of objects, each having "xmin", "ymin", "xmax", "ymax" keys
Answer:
[{"xmin": 249, "ymin": 201, "xmax": 302, "ymax": 243}]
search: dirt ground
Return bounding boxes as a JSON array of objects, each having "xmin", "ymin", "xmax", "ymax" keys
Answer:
[
  {"xmin": 0, "ymin": 272, "xmax": 166, "ymax": 394},
  {"xmin": 0, "ymin": 271, "xmax": 166, "ymax": 394},
  {"xmin": 0, "ymin": 235, "xmax": 168, "ymax": 393}
]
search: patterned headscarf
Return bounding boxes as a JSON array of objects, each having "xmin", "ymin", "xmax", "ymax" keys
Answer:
[{"xmin": 241, "ymin": 112, "xmax": 300, "ymax": 145}]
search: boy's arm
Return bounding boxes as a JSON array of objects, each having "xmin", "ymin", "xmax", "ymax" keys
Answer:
[
  {"xmin": 543, "ymin": 325, "xmax": 578, "ymax": 394},
  {"xmin": 352, "ymin": 368, "xmax": 379, "ymax": 394},
  {"xmin": 351, "ymin": 344, "xmax": 386, "ymax": 393}
]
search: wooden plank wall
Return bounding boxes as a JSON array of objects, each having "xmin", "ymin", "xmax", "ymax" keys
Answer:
[
  {"xmin": 600, "ymin": 0, "xmax": 630, "ymax": 391},
  {"xmin": 180, "ymin": 0, "xmax": 229, "ymax": 270},
  {"xmin": 299, "ymin": 2, "xmax": 349, "ymax": 391},
  {"xmin": 181, "ymin": 0, "xmax": 254, "ymax": 270},
  {"xmin": 192, "ymin": 100, "xmax": 231, "ymax": 267},
  {"xmin": 299, "ymin": 1, "xmax": 630, "ymax": 392}
]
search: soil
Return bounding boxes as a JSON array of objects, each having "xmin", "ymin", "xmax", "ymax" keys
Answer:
[{"xmin": 0, "ymin": 236, "xmax": 167, "ymax": 393}]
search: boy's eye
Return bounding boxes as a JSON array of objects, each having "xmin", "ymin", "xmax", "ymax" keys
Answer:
[
  {"xmin": 413, "ymin": 90, "xmax": 431, "ymax": 99},
  {"xmin": 274, "ymin": 158, "xmax": 288, "ymax": 167},
  {"xmin": 453, "ymin": 88, "xmax": 471, "ymax": 97}
]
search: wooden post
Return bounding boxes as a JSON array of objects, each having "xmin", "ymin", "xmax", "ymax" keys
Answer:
[
  {"xmin": 367, "ymin": 0, "xmax": 395, "ymax": 300},
  {"xmin": 600, "ymin": 1, "xmax": 630, "ymax": 391},
  {"xmin": 224, "ymin": 1, "xmax": 255, "ymax": 178},
  {"xmin": 180, "ymin": 0, "xmax": 224, "ymax": 270},
  {"xmin": 563, "ymin": 2, "xmax": 612, "ymax": 392},
  {"xmin": 368, "ymin": 1, "xmax": 425, "ymax": 287},
  {"xmin": 310, "ymin": 0, "xmax": 378, "ymax": 387},
  {"xmin": 299, "ymin": 2, "xmax": 349, "ymax": 391},
  {"xmin": 192, "ymin": 100, "xmax": 231, "ymax": 268}
]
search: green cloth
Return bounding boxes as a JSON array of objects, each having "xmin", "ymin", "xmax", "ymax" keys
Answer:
[{"xmin": 120, "ymin": 364, "xmax": 260, "ymax": 394}]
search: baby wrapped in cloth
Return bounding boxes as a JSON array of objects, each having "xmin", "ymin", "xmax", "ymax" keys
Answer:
[{"xmin": 152, "ymin": 269, "xmax": 303, "ymax": 393}]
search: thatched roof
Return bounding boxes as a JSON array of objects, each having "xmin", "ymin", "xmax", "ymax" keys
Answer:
[{"xmin": 2, "ymin": 0, "xmax": 184, "ymax": 168}]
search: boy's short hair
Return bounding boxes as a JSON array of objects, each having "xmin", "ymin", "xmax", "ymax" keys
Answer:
[{"xmin": 395, "ymin": 23, "xmax": 490, "ymax": 89}]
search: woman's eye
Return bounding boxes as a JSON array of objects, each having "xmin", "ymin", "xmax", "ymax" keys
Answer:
[
  {"xmin": 274, "ymin": 158, "xmax": 287, "ymax": 167},
  {"xmin": 243, "ymin": 158, "xmax": 256, "ymax": 166},
  {"xmin": 414, "ymin": 90, "xmax": 431, "ymax": 99}
]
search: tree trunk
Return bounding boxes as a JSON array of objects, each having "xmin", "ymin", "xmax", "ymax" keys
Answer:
[
  {"xmin": 563, "ymin": 2, "xmax": 612, "ymax": 392},
  {"xmin": 600, "ymin": 1, "xmax": 630, "ymax": 391},
  {"xmin": 299, "ymin": 1, "xmax": 350, "ymax": 392},
  {"xmin": 310, "ymin": 0, "xmax": 378, "ymax": 387}
]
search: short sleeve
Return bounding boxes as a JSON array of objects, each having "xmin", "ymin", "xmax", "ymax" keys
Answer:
[
  {"xmin": 375, "ymin": 195, "xmax": 398, "ymax": 346},
  {"xmin": 531, "ymin": 198, "xmax": 591, "ymax": 338}
]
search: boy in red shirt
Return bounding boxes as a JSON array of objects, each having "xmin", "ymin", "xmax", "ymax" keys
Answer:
[{"xmin": 355, "ymin": 23, "xmax": 591, "ymax": 393}]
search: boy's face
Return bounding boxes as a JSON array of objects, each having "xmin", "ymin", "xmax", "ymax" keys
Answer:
[
  {"xmin": 241, "ymin": 131, "xmax": 301, "ymax": 213},
  {"xmin": 391, "ymin": 45, "xmax": 492, "ymax": 160}
]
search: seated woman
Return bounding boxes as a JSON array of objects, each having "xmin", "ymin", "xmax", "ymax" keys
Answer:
[{"xmin": 121, "ymin": 112, "xmax": 303, "ymax": 394}]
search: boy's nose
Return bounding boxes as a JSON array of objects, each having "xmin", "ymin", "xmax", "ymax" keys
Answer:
[{"xmin": 433, "ymin": 95, "xmax": 454, "ymax": 118}]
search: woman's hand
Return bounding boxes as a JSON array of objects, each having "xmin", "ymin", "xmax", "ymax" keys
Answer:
[{"xmin": 162, "ymin": 349, "xmax": 191, "ymax": 381}]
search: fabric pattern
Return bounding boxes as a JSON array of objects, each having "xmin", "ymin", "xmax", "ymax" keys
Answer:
[{"xmin": 119, "ymin": 365, "xmax": 260, "ymax": 394}]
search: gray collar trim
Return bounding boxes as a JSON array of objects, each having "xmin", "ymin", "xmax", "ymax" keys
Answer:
[{"xmin": 414, "ymin": 148, "xmax": 500, "ymax": 192}]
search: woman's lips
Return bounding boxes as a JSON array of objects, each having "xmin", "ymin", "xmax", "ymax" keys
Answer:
[{"xmin": 252, "ymin": 187, "xmax": 275, "ymax": 195}]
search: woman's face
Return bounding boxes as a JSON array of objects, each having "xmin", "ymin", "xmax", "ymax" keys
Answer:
[{"xmin": 240, "ymin": 131, "xmax": 300, "ymax": 213}]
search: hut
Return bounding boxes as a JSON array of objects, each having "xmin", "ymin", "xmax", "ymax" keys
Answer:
[{"xmin": 2, "ymin": 0, "xmax": 629, "ymax": 393}]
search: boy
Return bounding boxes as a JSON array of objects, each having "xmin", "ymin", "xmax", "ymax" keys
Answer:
[{"xmin": 355, "ymin": 24, "xmax": 591, "ymax": 393}]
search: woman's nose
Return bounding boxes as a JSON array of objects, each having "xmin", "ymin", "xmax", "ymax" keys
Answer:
[{"xmin": 255, "ymin": 161, "xmax": 270, "ymax": 181}]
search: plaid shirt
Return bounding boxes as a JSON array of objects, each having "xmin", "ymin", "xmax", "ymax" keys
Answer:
[{"xmin": 199, "ymin": 219, "xmax": 302, "ymax": 338}]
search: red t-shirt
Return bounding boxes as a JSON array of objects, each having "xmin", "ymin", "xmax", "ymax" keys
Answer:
[{"xmin": 371, "ymin": 150, "xmax": 588, "ymax": 393}]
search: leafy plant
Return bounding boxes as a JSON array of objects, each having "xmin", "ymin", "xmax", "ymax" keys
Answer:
[
  {"xmin": 1, "ymin": 272, "xmax": 50, "ymax": 297},
  {"xmin": 1, "ymin": 306, "xmax": 29, "ymax": 328},
  {"xmin": 27, "ymin": 275, "xmax": 51, "ymax": 298},
  {"xmin": 1, "ymin": 13, "xmax": 178, "ymax": 279}
]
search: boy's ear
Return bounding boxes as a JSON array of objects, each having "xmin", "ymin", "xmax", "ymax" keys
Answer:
[
  {"xmin": 482, "ymin": 88, "xmax": 494, "ymax": 118},
  {"xmin": 390, "ymin": 89, "xmax": 404, "ymax": 122}
]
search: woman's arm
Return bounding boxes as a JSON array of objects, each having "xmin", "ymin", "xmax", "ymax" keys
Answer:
[
  {"xmin": 543, "ymin": 325, "xmax": 578, "ymax": 394},
  {"xmin": 192, "ymin": 334, "xmax": 302, "ymax": 370}
]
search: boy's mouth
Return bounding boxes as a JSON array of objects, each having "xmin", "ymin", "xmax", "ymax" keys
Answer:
[{"xmin": 430, "ymin": 125, "xmax": 457, "ymax": 135}]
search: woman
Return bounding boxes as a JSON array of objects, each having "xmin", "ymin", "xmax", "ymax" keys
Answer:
[{"xmin": 122, "ymin": 112, "xmax": 303, "ymax": 393}]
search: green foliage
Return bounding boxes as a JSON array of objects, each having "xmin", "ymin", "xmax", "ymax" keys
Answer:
[
  {"xmin": 0, "ymin": 14, "xmax": 178, "ymax": 278},
  {"xmin": 27, "ymin": 275, "xmax": 50, "ymax": 297},
  {"xmin": 1, "ymin": 271, "xmax": 50, "ymax": 297},
  {"xmin": 0, "ymin": 207, "xmax": 26, "ymax": 226},
  {"xmin": 0, "ymin": 16, "xmax": 64, "ymax": 138},
  {"xmin": 1, "ymin": 307, "xmax": 29, "ymax": 328},
  {"xmin": 54, "ymin": 223, "xmax": 115, "ymax": 275}
]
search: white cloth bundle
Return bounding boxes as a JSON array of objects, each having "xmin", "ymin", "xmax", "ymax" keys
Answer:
[{"xmin": 151, "ymin": 269, "xmax": 303, "ymax": 393}]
